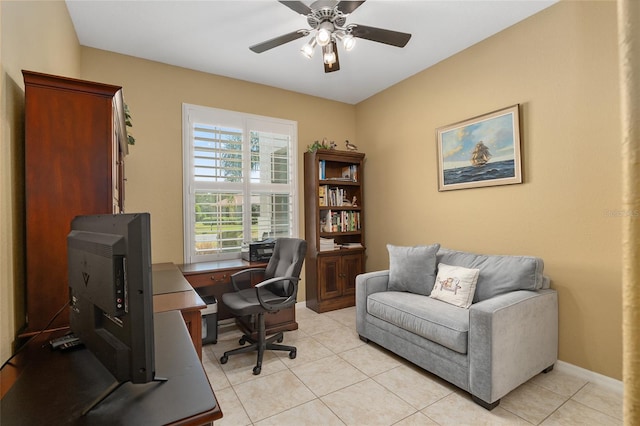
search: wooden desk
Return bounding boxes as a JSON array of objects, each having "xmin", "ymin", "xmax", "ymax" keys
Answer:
[
  {"xmin": 179, "ymin": 260, "xmax": 298, "ymax": 338},
  {"xmin": 0, "ymin": 311, "xmax": 222, "ymax": 425},
  {"xmin": 153, "ymin": 263, "xmax": 206, "ymax": 359}
]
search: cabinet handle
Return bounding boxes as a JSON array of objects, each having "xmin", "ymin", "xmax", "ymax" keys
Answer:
[{"xmin": 210, "ymin": 274, "xmax": 228, "ymax": 282}]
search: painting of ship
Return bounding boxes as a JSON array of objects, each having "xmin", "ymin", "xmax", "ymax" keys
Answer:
[
  {"xmin": 471, "ymin": 141, "xmax": 491, "ymax": 166},
  {"xmin": 436, "ymin": 104, "xmax": 522, "ymax": 190}
]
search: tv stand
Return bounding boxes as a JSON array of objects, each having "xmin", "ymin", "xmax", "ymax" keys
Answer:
[
  {"xmin": 82, "ymin": 375, "xmax": 169, "ymax": 416},
  {"xmin": 1, "ymin": 311, "xmax": 221, "ymax": 425}
]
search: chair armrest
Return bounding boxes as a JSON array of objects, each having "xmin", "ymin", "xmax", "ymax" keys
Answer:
[
  {"xmin": 230, "ymin": 268, "xmax": 267, "ymax": 292},
  {"xmin": 254, "ymin": 276, "xmax": 300, "ymax": 312},
  {"xmin": 468, "ymin": 289, "xmax": 558, "ymax": 404}
]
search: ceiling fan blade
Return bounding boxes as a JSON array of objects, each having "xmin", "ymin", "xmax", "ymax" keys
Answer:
[
  {"xmin": 250, "ymin": 31, "xmax": 307, "ymax": 53},
  {"xmin": 324, "ymin": 41, "xmax": 340, "ymax": 73},
  {"xmin": 278, "ymin": 1, "xmax": 312, "ymax": 15},
  {"xmin": 350, "ymin": 24, "xmax": 412, "ymax": 48},
  {"xmin": 336, "ymin": 1, "xmax": 366, "ymax": 15}
]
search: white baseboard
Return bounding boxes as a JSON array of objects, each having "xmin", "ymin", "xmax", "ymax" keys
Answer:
[{"xmin": 555, "ymin": 361, "xmax": 623, "ymax": 394}]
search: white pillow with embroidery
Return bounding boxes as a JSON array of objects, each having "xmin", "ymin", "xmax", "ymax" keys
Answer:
[{"xmin": 430, "ymin": 263, "xmax": 480, "ymax": 309}]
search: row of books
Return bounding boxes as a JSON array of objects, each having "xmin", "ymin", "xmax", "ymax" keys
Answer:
[
  {"xmin": 320, "ymin": 238, "xmax": 337, "ymax": 252},
  {"xmin": 318, "ymin": 161, "xmax": 358, "ymax": 182},
  {"xmin": 319, "ymin": 238, "xmax": 363, "ymax": 251},
  {"xmin": 321, "ymin": 210, "xmax": 361, "ymax": 233},
  {"xmin": 318, "ymin": 185, "xmax": 355, "ymax": 207}
]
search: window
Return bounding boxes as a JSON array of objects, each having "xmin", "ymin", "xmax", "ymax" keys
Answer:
[{"xmin": 182, "ymin": 104, "xmax": 298, "ymax": 263}]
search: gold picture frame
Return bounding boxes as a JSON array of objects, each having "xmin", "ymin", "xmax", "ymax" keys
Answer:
[{"xmin": 436, "ymin": 104, "xmax": 522, "ymax": 191}]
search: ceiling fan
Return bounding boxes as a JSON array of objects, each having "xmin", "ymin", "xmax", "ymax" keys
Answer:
[{"xmin": 249, "ymin": 0, "xmax": 412, "ymax": 73}]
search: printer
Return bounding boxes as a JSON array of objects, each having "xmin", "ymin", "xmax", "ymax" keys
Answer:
[{"xmin": 242, "ymin": 239, "xmax": 276, "ymax": 262}]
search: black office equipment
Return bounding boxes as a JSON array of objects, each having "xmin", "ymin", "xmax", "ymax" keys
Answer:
[
  {"xmin": 67, "ymin": 213, "xmax": 160, "ymax": 412},
  {"xmin": 241, "ymin": 239, "xmax": 276, "ymax": 262}
]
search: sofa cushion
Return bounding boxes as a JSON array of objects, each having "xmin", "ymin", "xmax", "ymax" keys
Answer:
[
  {"xmin": 437, "ymin": 248, "xmax": 545, "ymax": 302},
  {"xmin": 367, "ymin": 291, "xmax": 469, "ymax": 354},
  {"xmin": 430, "ymin": 263, "xmax": 479, "ymax": 309},
  {"xmin": 387, "ymin": 244, "xmax": 440, "ymax": 295}
]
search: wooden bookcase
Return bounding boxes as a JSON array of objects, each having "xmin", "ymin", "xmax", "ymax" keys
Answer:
[
  {"xmin": 304, "ymin": 150, "xmax": 365, "ymax": 313},
  {"xmin": 21, "ymin": 70, "xmax": 128, "ymax": 335}
]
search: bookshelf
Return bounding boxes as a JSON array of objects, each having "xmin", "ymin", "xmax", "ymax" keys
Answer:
[{"xmin": 304, "ymin": 150, "xmax": 365, "ymax": 313}]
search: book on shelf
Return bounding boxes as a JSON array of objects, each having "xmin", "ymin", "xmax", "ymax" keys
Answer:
[
  {"xmin": 319, "ymin": 237, "xmax": 336, "ymax": 252},
  {"xmin": 341, "ymin": 165, "xmax": 358, "ymax": 182},
  {"xmin": 322, "ymin": 210, "xmax": 361, "ymax": 233},
  {"xmin": 318, "ymin": 160, "xmax": 358, "ymax": 182},
  {"xmin": 320, "ymin": 186, "xmax": 358, "ymax": 207},
  {"xmin": 318, "ymin": 185, "xmax": 327, "ymax": 206},
  {"xmin": 340, "ymin": 242, "xmax": 363, "ymax": 249}
]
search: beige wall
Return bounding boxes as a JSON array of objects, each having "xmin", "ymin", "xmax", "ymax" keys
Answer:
[
  {"xmin": 79, "ymin": 48, "xmax": 357, "ymax": 301},
  {"xmin": 619, "ymin": 0, "xmax": 640, "ymax": 419},
  {"xmin": 1, "ymin": 0, "xmax": 80, "ymax": 364},
  {"xmin": 356, "ymin": 1, "xmax": 622, "ymax": 379},
  {"xmin": 0, "ymin": 0, "xmax": 626, "ymax": 382}
]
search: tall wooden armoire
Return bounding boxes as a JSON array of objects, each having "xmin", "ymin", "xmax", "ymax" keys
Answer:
[{"xmin": 21, "ymin": 70, "xmax": 128, "ymax": 335}]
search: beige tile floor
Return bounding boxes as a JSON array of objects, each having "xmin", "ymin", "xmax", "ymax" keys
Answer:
[{"xmin": 201, "ymin": 305, "xmax": 623, "ymax": 426}]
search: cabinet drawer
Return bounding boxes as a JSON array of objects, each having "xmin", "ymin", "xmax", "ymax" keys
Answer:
[
  {"xmin": 183, "ymin": 272, "xmax": 234, "ymax": 320},
  {"xmin": 185, "ymin": 271, "xmax": 232, "ymax": 288}
]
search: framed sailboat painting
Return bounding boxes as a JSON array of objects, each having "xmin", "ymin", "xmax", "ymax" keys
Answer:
[{"xmin": 436, "ymin": 104, "xmax": 522, "ymax": 191}]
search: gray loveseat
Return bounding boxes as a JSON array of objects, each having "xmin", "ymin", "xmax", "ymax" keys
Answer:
[{"xmin": 356, "ymin": 245, "xmax": 558, "ymax": 409}]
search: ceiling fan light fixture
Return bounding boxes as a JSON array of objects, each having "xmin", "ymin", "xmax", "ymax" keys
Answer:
[
  {"xmin": 315, "ymin": 21, "xmax": 333, "ymax": 46},
  {"xmin": 301, "ymin": 37, "xmax": 317, "ymax": 59},
  {"xmin": 322, "ymin": 43, "xmax": 336, "ymax": 65},
  {"xmin": 338, "ymin": 33, "xmax": 356, "ymax": 51}
]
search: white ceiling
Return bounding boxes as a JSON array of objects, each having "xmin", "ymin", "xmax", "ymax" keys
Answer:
[{"xmin": 65, "ymin": 0, "xmax": 557, "ymax": 104}]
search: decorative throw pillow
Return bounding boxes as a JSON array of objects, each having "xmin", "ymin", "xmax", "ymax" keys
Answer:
[
  {"xmin": 387, "ymin": 244, "xmax": 440, "ymax": 295},
  {"xmin": 430, "ymin": 263, "xmax": 480, "ymax": 309}
]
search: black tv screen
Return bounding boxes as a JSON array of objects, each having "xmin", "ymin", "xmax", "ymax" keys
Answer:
[{"xmin": 67, "ymin": 213, "xmax": 155, "ymax": 384}]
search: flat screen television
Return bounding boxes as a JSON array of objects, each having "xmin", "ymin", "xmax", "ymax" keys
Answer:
[{"xmin": 67, "ymin": 213, "xmax": 156, "ymax": 388}]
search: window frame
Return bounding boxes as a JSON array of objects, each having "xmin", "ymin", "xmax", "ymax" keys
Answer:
[{"xmin": 182, "ymin": 103, "xmax": 299, "ymax": 264}]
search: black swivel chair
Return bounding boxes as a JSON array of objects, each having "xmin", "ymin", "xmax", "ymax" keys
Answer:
[{"xmin": 219, "ymin": 238, "xmax": 307, "ymax": 375}]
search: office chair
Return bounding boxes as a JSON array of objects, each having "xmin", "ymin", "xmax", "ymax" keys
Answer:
[{"xmin": 219, "ymin": 238, "xmax": 307, "ymax": 375}]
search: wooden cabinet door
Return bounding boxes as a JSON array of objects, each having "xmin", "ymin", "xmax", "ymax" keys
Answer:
[
  {"xmin": 341, "ymin": 252, "xmax": 363, "ymax": 295},
  {"xmin": 22, "ymin": 71, "xmax": 127, "ymax": 334},
  {"xmin": 318, "ymin": 255, "xmax": 342, "ymax": 300}
]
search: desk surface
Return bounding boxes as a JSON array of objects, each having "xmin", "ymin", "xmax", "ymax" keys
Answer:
[
  {"xmin": 179, "ymin": 259, "xmax": 267, "ymax": 275},
  {"xmin": 152, "ymin": 264, "xmax": 206, "ymax": 314},
  {"xmin": 0, "ymin": 311, "xmax": 221, "ymax": 425},
  {"xmin": 153, "ymin": 263, "xmax": 195, "ymax": 295}
]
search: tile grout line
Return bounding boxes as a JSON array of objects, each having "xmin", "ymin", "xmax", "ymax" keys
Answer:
[{"xmin": 206, "ymin": 307, "xmax": 622, "ymax": 426}]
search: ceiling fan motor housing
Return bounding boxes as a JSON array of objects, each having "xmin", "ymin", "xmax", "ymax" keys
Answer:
[{"xmin": 307, "ymin": 1, "xmax": 347, "ymax": 29}]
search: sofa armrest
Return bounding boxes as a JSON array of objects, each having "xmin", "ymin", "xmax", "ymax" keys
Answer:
[
  {"xmin": 468, "ymin": 289, "xmax": 558, "ymax": 404},
  {"xmin": 356, "ymin": 270, "xmax": 390, "ymax": 296},
  {"xmin": 355, "ymin": 270, "xmax": 390, "ymax": 334}
]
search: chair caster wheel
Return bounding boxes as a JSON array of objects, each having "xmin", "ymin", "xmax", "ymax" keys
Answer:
[
  {"xmin": 253, "ymin": 366, "xmax": 261, "ymax": 375},
  {"xmin": 277, "ymin": 336, "xmax": 283, "ymax": 343},
  {"xmin": 220, "ymin": 355, "xmax": 228, "ymax": 364},
  {"xmin": 289, "ymin": 350, "xmax": 297, "ymax": 359},
  {"xmin": 239, "ymin": 337, "xmax": 246, "ymax": 345}
]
